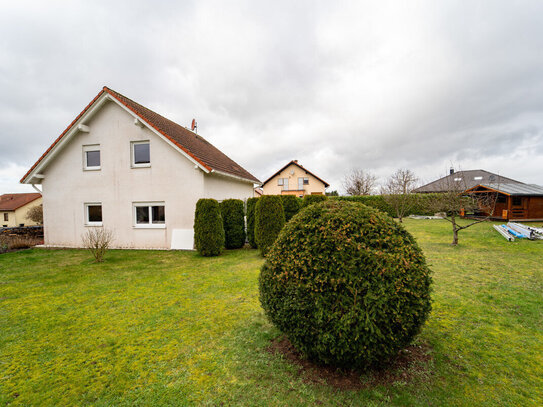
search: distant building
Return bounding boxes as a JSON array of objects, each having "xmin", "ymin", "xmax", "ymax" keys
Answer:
[
  {"xmin": 0, "ymin": 193, "xmax": 42, "ymax": 227},
  {"xmin": 261, "ymin": 160, "xmax": 329, "ymax": 198},
  {"xmin": 413, "ymin": 169, "xmax": 523, "ymax": 193},
  {"xmin": 414, "ymin": 168, "xmax": 543, "ymax": 221}
]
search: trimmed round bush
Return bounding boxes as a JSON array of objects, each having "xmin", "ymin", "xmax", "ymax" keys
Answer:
[
  {"xmin": 246, "ymin": 197, "xmax": 259, "ymax": 249},
  {"xmin": 194, "ymin": 199, "xmax": 225, "ymax": 256},
  {"xmin": 259, "ymin": 200, "xmax": 432, "ymax": 368},
  {"xmin": 255, "ymin": 195, "xmax": 285, "ymax": 256},
  {"xmin": 302, "ymin": 194, "xmax": 327, "ymax": 207},
  {"xmin": 220, "ymin": 199, "xmax": 246, "ymax": 249},
  {"xmin": 280, "ymin": 195, "xmax": 301, "ymax": 222}
]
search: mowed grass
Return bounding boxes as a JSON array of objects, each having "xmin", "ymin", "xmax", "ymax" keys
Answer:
[{"xmin": 0, "ymin": 219, "xmax": 542, "ymax": 406}]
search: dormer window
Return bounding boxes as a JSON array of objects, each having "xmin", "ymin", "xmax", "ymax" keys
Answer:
[
  {"xmin": 83, "ymin": 145, "xmax": 101, "ymax": 170},
  {"xmin": 474, "ymin": 176, "xmax": 483, "ymax": 181},
  {"xmin": 454, "ymin": 177, "xmax": 462, "ymax": 182},
  {"xmin": 132, "ymin": 141, "xmax": 150, "ymax": 167}
]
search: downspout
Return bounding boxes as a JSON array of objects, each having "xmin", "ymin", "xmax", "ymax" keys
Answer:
[{"xmin": 31, "ymin": 184, "xmax": 42, "ymax": 194}]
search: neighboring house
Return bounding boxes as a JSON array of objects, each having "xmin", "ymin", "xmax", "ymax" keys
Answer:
[
  {"xmin": 414, "ymin": 168, "xmax": 543, "ymax": 220},
  {"xmin": 261, "ymin": 160, "xmax": 329, "ymax": 197},
  {"xmin": 413, "ymin": 169, "xmax": 523, "ymax": 193},
  {"xmin": 21, "ymin": 87, "xmax": 259, "ymax": 249},
  {"xmin": 464, "ymin": 183, "xmax": 543, "ymax": 221},
  {"xmin": 0, "ymin": 193, "xmax": 42, "ymax": 228}
]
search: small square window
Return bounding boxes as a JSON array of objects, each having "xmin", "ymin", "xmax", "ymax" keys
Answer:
[
  {"xmin": 512, "ymin": 197, "xmax": 523, "ymax": 206},
  {"xmin": 133, "ymin": 202, "xmax": 165, "ymax": 228},
  {"xmin": 85, "ymin": 203, "xmax": 102, "ymax": 226},
  {"xmin": 132, "ymin": 141, "xmax": 150, "ymax": 167},
  {"xmin": 83, "ymin": 145, "xmax": 101, "ymax": 170}
]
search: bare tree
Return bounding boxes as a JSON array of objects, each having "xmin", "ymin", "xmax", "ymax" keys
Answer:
[
  {"xmin": 82, "ymin": 228, "xmax": 114, "ymax": 262},
  {"xmin": 381, "ymin": 169, "xmax": 419, "ymax": 222},
  {"xmin": 425, "ymin": 174, "xmax": 498, "ymax": 245},
  {"xmin": 26, "ymin": 204, "xmax": 43, "ymax": 224},
  {"xmin": 343, "ymin": 169, "xmax": 377, "ymax": 196}
]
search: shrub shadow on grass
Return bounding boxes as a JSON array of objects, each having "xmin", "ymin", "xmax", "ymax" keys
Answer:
[{"xmin": 268, "ymin": 336, "xmax": 433, "ymax": 391}]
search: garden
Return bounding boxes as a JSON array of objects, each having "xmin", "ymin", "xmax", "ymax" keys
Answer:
[{"xmin": 1, "ymin": 214, "xmax": 542, "ymax": 406}]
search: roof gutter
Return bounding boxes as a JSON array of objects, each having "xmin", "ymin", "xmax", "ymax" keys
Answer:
[{"xmin": 210, "ymin": 169, "xmax": 260, "ymax": 185}]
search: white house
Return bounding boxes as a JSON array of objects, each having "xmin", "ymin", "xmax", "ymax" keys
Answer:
[{"xmin": 21, "ymin": 87, "xmax": 259, "ymax": 249}]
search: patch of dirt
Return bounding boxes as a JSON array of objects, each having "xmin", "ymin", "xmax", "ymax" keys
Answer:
[{"xmin": 268, "ymin": 336, "xmax": 433, "ymax": 391}]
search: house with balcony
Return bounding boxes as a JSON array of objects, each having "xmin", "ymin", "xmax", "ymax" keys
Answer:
[{"xmin": 261, "ymin": 160, "xmax": 329, "ymax": 197}]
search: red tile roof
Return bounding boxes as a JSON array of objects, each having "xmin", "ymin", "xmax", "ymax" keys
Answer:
[
  {"xmin": 262, "ymin": 160, "xmax": 330, "ymax": 187},
  {"xmin": 0, "ymin": 193, "xmax": 41, "ymax": 211},
  {"xmin": 21, "ymin": 87, "xmax": 259, "ymax": 184}
]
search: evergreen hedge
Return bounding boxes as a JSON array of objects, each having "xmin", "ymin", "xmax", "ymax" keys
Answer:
[
  {"xmin": 246, "ymin": 197, "xmax": 259, "ymax": 249},
  {"xmin": 220, "ymin": 199, "xmax": 246, "ymax": 249},
  {"xmin": 259, "ymin": 200, "xmax": 432, "ymax": 368},
  {"xmin": 280, "ymin": 195, "xmax": 301, "ymax": 222},
  {"xmin": 332, "ymin": 194, "xmax": 438, "ymax": 217},
  {"xmin": 302, "ymin": 194, "xmax": 327, "ymax": 207},
  {"xmin": 255, "ymin": 195, "xmax": 285, "ymax": 256},
  {"xmin": 194, "ymin": 199, "xmax": 225, "ymax": 256}
]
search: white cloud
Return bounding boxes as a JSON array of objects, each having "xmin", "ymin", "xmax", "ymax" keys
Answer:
[{"xmin": 1, "ymin": 0, "xmax": 542, "ymax": 194}]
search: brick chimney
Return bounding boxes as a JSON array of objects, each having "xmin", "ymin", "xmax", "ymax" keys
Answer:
[{"xmin": 450, "ymin": 167, "xmax": 454, "ymax": 175}]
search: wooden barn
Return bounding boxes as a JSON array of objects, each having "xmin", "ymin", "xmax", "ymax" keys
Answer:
[{"xmin": 464, "ymin": 183, "xmax": 543, "ymax": 221}]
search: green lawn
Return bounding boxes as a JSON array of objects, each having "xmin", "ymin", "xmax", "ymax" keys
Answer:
[{"xmin": 1, "ymin": 220, "xmax": 542, "ymax": 406}]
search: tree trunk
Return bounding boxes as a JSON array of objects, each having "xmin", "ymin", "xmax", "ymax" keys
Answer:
[{"xmin": 451, "ymin": 214, "xmax": 459, "ymax": 245}]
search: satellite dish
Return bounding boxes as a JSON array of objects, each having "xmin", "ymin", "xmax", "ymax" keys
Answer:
[
  {"xmin": 191, "ymin": 118, "xmax": 197, "ymax": 132},
  {"xmin": 290, "ymin": 170, "xmax": 295, "ymax": 175}
]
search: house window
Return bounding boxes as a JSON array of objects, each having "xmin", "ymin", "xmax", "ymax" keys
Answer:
[
  {"xmin": 83, "ymin": 145, "xmax": 101, "ymax": 170},
  {"xmin": 298, "ymin": 177, "xmax": 309, "ymax": 189},
  {"xmin": 133, "ymin": 202, "xmax": 165, "ymax": 228},
  {"xmin": 277, "ymin": 178, "xmax": 288, "ymax": 191},
  {"xmin": 512, "ymin": 197, "xmax": 523, "ymax": 206},
  {"xmin": 497, "ymin": 194, "xmax": 507, "ymax": 204},
  {"xmin": 85, "ymin": 203, "xmax": 103, "ymax": 226},
  {"xmin": 131, "ymin": 141, "xmax": 150, "ymax": 167},
  {"xmin": 3, "ymin": 213, "xmax": 8, "ymax": 221},
  {"xmin": 454, "ymin": 177, "xmax": 462, "ymax": 182},
  {"xmin": 474, "ymin": 176, "xmax": 483, "ymax": 181}
]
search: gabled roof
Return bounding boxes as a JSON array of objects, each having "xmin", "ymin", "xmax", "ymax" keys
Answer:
[
  {"xmin": 413, "ymin": 169, "xmax": 523, "ymax": 193},
  {"xmin": 262, "ymin": 160, "xmax": 329, "ymax": 187},
  {"xmin": 0, "ymin": 193, "xmax": 41, "ymax": 211},
  {"xmin": 21, "ymin": 87, "xmax": 259, "ymax": 184},
  {"xmin": 465, "ymin": 183, "xmax": 543, "ymax": 196}
]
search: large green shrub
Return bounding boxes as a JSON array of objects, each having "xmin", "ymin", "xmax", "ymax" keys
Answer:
[
  {"xmin": 259, "ymin": 200, "xmax": 432, "ymax": 368},
  {"xmin": 280, "ymin": 195, "xmax": 301, "ymax": 222},
  {"xmin": 246, "ymin": 197, "xmax": 259, "ymax": 249},
  {"xmin": 302, "ymin": 194, "xmax": 327, "ymax": 207},
  {"xmin": 255, "ymin": 195, "xmax": 285, "ymax": 256},
  {"xmin": 194, "ymin": 199, "xmax": 225, "ymax": 256},
  {"xmin": 220, "ymin": 199, "xmax": 246, "ymax": 249}
]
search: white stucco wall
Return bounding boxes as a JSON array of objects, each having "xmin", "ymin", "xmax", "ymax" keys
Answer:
[{"xmin": 40, "ymin": 100, "xmax": 254, "ymax": 249}]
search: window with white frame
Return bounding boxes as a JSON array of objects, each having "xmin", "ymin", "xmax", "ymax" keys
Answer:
[
  {"xmin": 277, "ymin": 178, "xmax": 289, "ymax": 190},
  {"xmin": 83, "ymin": 145, "xmax": 101, "ymax": 170},
  {"xmin": 474, "ymin": 176, "xmax": 483, "ymax": 180},
  {"xmin": 131, "ymin": 141, "xmax": 151, "ymax": 167},
  {"xmin": 85, "ymin": 203, "xmax": 103, "ymax": 226},
  {"xmin": 133, "ymin": 202, "xmax": 165, "ymax": 228},
  {"xmin": 298, "ymin": 177, "xmax": 309, "ymax": 189}
]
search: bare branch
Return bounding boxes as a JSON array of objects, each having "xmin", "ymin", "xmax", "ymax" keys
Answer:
[{"xmin": 343, "ymin": 169, "xmax": 377, "ymax": 196}]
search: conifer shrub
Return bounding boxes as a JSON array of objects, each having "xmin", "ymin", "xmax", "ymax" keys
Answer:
[
  {"xmin": 302, "ymin": 194, "xmax": 327, "ymax": 208},
  {"xmin": 280, "ymin": 195, "xmax": 301, "ymax": 222},
  {"xmin": 194, "ymin": 199, "xmax": 225, "ymax": 256},
  {"xmin": 255, "ymin": 195, "xmax": 285, "ymax": 256},
  {"xmin": 220, "ymin": 199, "xmax": 246, "ymax": 249},
  {"xmin": 259, "ymin": 200, "xmax": 432, "ymax": 368},
  {"xmin": 246, "ymin": 197, "xmax": 259, "ymax": 248}
]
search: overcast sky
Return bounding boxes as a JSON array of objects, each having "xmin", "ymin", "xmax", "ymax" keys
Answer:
[{"xmin": 1, "ymin": 0, "xmax": 543, "ymax": 194}]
